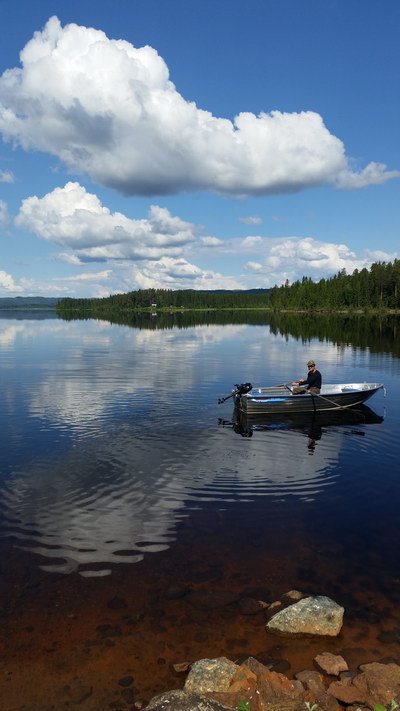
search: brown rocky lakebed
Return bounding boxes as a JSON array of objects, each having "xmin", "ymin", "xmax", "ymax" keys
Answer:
[{"xmin": 1, "ymin": 506, "xmax": 400, "ymax": 711}]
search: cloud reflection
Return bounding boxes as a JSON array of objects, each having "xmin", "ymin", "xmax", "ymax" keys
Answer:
[{"xmin": 0, "ymin": 318, "xmax": 384, "ymax": 575}]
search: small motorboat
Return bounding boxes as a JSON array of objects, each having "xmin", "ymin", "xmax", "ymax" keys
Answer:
[{"xmin": 218, "ymin": 382, "xmax": 384, "ymax": 414}]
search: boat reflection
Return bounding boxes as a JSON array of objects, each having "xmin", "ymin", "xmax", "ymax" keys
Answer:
[{"xmin": 220, "ymin": 404, "xmax": 384, "ymax": 453}]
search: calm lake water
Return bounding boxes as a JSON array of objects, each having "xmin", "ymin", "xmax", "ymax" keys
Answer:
[{"xmin": 0, "ymin": 312, "xmax": 399, "ymax": 710}]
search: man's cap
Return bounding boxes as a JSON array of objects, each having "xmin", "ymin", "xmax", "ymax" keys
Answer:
[{"xmin": 307, "ymin": 359, "xmax": 315, "ymax": 366}]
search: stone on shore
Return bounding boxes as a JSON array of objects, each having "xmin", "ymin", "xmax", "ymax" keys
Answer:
[
  {"xmin": 314, "ymin": 652, "xmax": 349, "ymax": 676},
  {"xmin": 266, "ymin": 596, "xmax": 344, "ymax": 637},
  {"xmin": 351, "ymin": 662, "xmax": 400, "ymax": 707},
  {"xmin": 184, "ymin": 658, "xmax": 239, "ymax": 693},
  {"xmin": 144, "ymin": 655, "xmax": 400, "ymax": 711},
  {"xmin": 145, "ymin": 689, "xmax": 232, "ymax": 711}
]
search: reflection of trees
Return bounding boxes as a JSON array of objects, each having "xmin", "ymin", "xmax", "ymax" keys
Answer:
[
  {"xmin": 59, "ymin": 310, "xmax": 276, "ymax": 329},
  {"xmin": 59, "ymin": 310, "xmax": 400, "ymax": 357},
  {"xmin": 267, "ymin": 312, "xmax": 400, "ymax": 358}
]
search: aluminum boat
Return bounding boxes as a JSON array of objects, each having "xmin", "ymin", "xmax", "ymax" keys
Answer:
[{"xmin": 226, "ymin": 382, "xmax": 384, "ymax": 415}]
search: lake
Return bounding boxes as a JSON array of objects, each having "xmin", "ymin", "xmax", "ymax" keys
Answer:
[{"xmin": 0, "ymin": 312, "xmax": 399, "ymax": 710}]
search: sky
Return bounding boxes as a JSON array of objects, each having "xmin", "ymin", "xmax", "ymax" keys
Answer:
[{"xmin": 0, "ymin": 0, "xmax": 399, "ymax": 298}]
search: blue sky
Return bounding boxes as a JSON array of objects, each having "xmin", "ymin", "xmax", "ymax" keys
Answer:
[{"xmin": 0, "ymin": 0, "xmax": 399, "ymax": 297}]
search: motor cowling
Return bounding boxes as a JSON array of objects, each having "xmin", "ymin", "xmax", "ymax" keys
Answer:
[{"xmin": 233, "ymin": 382, "xmax": 252, "ymax": 396}]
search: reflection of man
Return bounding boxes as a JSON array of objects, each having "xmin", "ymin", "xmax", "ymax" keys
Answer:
[
  {"xmin": 292, "ymin": 360, "xmax": 322, "ymax": 394},
  {"xmin": 306, "ymin": 420, "xmax": 322, "ymax": 454}
]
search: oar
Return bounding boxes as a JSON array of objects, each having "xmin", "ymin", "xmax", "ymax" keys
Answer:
[{"xmin": 262, "ymin": 383, "xmax": 292, "ymax": 391}]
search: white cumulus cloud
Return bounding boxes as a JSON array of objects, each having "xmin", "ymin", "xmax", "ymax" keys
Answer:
[
  {"xmin": 335, "ymin": 162, "xmax": 400, "ymax": 189},
  {"xmin": 1, "ymin": 17, "xmax": 397, "ymax": 197},
  {"xmin": 134, "ymin": 257, "xmax": 244, "ymax": 290},
  {"xmin": 0, "ymin": 269, "xmax": 23, "ymax": 292},
  {"xmin": 245, "ymin": 261, "xmax": 264, "ymax": 272},
  {"xmin": 245, "ymin": 237, "xmax": 398, "ymax": 287},
  {"xmin": 200, "ymin": 236, "xmax": 224, "ymax": 247},
  {"xmin": 15, "ymin": 181, "xmax": 197, "ymax": 261}
]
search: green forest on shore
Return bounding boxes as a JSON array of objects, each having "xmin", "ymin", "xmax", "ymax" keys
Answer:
[{"xmin": 56, "ymin": 259, "xmax": 400, "ymax": 316}]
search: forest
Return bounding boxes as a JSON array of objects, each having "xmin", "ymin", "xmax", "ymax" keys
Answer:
[
  {"xmin": 268, "ymin": 260, "xmax": 400, "ymax": 310},
  {"xmin": 56, "ymin": 260, "xmax": 400, "ymax": 315},
  {"xmin": 56, "ymin": 288, "xmax": 270, "ymax": 313}
]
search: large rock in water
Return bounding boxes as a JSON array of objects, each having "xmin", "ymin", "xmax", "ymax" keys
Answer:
[{"xmin": 266, "ymin": 595, "xmax": 344, "ymax": 637}]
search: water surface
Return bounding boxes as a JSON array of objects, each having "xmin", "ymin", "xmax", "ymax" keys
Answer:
[{"xmin": 0, "ymin": 313, "xmax": 399, "ymax": 710}]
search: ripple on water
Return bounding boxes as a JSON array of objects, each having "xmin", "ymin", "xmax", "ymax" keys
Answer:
[{"xmin": 0, "ymin": 402, "xmax": 390, "ymax": 576}]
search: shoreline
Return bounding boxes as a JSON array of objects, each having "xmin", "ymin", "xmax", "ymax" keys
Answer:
[{"xmin": 55, "ymin": 306, "xmax": 400, "ymax": 315}]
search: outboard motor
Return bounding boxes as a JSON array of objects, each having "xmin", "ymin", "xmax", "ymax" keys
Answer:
[
  {"xmin": 218, "ymin": 382, "xmax": 252, "ymax": 405},
  {"xmin": 233, "ymin": 382, "xmax": 253, "ymax": 396}
]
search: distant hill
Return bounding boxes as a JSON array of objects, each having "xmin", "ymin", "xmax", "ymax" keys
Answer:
[{"xmin": 0, "ymin": 297, "xmax": 60, "ymax": 309}]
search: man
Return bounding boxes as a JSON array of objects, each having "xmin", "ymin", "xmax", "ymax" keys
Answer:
[{"xmin": 291, "ymin": 360, "xmax": 321, "ymax": 394}]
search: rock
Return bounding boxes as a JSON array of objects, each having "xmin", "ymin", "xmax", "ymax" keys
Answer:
[
  {"xmin": 228, "ymin": 665, "xmax": 257, "ymax": 693},
  {"xmin": 266, "ymin": 596, "xmax": 344, "ymax": 637},
  {"xmin": 172, "ymin": 662, "xmax": 191, "ymax": 674},
  {"xmin": 238, "ymin": 597, "xmax": 266, "ymax": 615},
  {"xmin": 241, "ymin": 656, "xmax": 271, "ymax": 680},
  {"xmin": 295, "ymin": 669, "xmax": 341, "ymax": 711},
  {"xmin": 267, "ymin": 601, "xmax": 282, "ymax": 613},
  {"xmin": 205, "ymin": 690, "xmax": 256, "ymax": 711},
  {"xmin": 118, "ymin": 675, "xmax": 134, "ymax": 687},
  {"xmin": 184, "ymin": 658, "xmax": 239, "ymax": 693},
  {"xmin": 327, "ymin": 680, "xmax": 366, "ymax": 705},
  {"xmin": 353, "ymin": 662, "xmax": 400, "ymax": 707},
  {"xmin": 295, "ymin": 669, "xmax": 325, "ymax": 693},
  {"xmin": 282, "ymin": 590, "xmax": 304, "ymax": 602},
  {"xmin": 314, "ymin": 652, "xmax": 348, "ymax": 676},
  {"xmin": 146, "ymin": 689, "xmax": 233, "ymax": 711},
  {"xmin": 241, "ymin": 658, "xmax": 305, "ymax": 701}
]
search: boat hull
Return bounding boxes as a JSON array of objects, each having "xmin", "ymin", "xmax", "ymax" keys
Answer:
[{"xmin": 236, "ymin": 383, "xmax": 384, "ymax": 414}]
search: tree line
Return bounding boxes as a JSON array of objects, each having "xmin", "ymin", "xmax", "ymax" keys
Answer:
[
  {"xmin": 56, "ymin": 260, "xmax": 400, "ymax": 315},
  {"xmin": 57, "ymin": 288, "xmax": 270, "ymax": 313},
  {"xmin": 268, "ymin": 260, "xmax": 400, "ymax": 310}
]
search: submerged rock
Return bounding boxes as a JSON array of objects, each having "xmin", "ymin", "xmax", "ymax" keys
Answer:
[{"xmin": 266, "ymin": 595, "xmax": 344, "ymax": 637}]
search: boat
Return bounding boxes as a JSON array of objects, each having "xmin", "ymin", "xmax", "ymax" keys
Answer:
[{"xmin": 219, "ymin": 382, "xmax": 384, "ymax": 415}]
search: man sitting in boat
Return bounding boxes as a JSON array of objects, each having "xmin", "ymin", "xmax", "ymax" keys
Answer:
[{"xmin": 291, "ymin": 360, "xmax": 321, "ymax": 394}]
